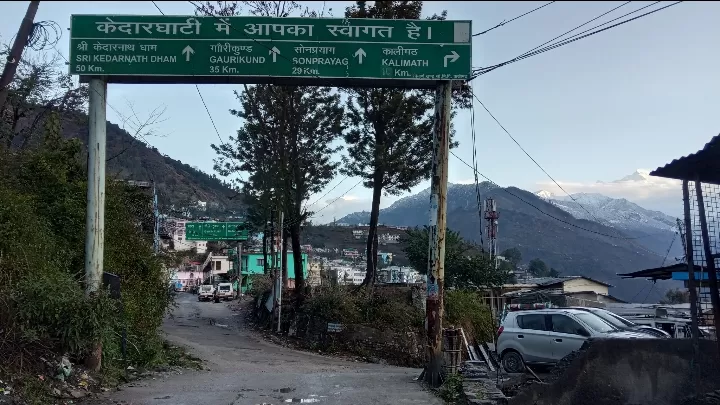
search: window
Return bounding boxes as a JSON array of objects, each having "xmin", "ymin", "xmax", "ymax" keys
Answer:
[
  {"xmin": 215, "ymin": 261, "xmax": 222, "ymax": 270},
  {"xmin": 517, "ymin": 314, "xmax": 546, "ymax": 331},
  {"xmin": 551, "ymin": 314, "xmax": 586, "ymax": 336},
  {"xmin": 256, "ymin": 258, "xmax": 265, "ymax": 266},
  {"xmin": 575, "ymin": 313, "xmax": 615, "ymax": 333}
]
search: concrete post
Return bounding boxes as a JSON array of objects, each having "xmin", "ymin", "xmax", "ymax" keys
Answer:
[
  {"xmin": 85, "ymin": 78, "xmax": 107, "ymax": 296},
  {"xmin": 423, "ymin": 81, "xmax": 452, "ymax": 387}
]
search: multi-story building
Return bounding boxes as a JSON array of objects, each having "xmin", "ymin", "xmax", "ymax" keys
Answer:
[{"xmin": 237, "ymin": 252, "xmax": 309, "ymax": 293}]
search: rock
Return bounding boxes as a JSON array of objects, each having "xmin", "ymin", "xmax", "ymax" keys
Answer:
[
  {"xmin": 52, "ymin": 388, "xmax": 63, "ymax": 397},
  {"xmin": 70, "ymin": 390, "xmax": 87, "ymax": 399}
]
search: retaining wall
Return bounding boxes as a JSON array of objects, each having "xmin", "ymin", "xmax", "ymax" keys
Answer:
[{"xmin": 509, "ymin": 339, "xmax": 720, "ymax": 405}]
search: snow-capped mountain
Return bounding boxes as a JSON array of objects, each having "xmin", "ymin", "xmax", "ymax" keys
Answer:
[{"xmin": 533, "ymin": 191, "xmax": 677, "ymax": 232}]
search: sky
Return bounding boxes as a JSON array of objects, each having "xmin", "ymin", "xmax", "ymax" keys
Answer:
[{"xmin": 2, "ymin": 1, "xmax": 718, "ymax": 223}]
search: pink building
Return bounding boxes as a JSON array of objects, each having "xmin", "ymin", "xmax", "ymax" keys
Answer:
[{"xmin": 175, "ymin": 270, "xmax": 202, "ymax": 288}]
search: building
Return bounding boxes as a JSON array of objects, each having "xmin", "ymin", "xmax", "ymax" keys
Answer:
[
  {"xmin": 342, "ymin": 248, "xmax": 360, "ymax": 259},
  {"xmin": 379, "ymin": 233, "xmax": 400, "ymax": 244},
  {"xmin": 352, "ymin": 229, "xmax": 368, "ymax": 239},
  {"xmin": 482, "ymin": 276, "xmax": 624, "ymax": 315},
  {"xmin": 378, "ymin": 266, "xmax": 421, "ymax": 284},
  {"xmin": 307, "ymin": 259, "xmax": 323, "ymax": 286},
  {"xmin": 239, "ymin": 252, "xmax": 309, "ymax": 293}
]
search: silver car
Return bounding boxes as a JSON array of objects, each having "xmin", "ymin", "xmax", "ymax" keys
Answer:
[
  {"xmin": 568, "ymin": 307, "xmax": 671, "ymax": 338},
  {"xmin": 496, "ymin": 308, "xmax": 654, "ymax": 373}
]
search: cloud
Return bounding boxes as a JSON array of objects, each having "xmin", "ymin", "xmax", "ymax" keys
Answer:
[
  {"xmin": 304, "ymin": 194, "xmax": 375, "ymax": 225},
  {"xmin": 536, "ymin": 169, "xmax": 683, "ymax": 216},
  {"xmin": 452, "ymin": 178, "xmax": 478, "ymax": 185}
]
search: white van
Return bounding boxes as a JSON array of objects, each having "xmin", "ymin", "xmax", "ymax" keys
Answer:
[
  {"xmin": 215, "ymin": 283, "xmax": 233, "ymax": 301},
  {"xmin": 198, "ymin": 285, "xmax": 215, "ymax": 302}
]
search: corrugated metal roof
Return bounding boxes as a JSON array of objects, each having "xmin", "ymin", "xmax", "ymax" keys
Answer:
[
  {"xmin": 527, "ymin": 275, "xmax": 613, "ymax": 288},
  {"xmin": 618, "ymin": 263, "xmax": 705, "ymax": 280},
  {"xmin": 650, "ymin": 134, "xmax": 720, "ymax": 184}
]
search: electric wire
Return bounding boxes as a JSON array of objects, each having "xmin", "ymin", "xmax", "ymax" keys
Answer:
[
  {"xmin": 468, "ymin": 82, "xmax": 485, "ymax": 248},
  {"xmin": 473, "ymin": 1, "xmax": 556, "ymax": 37},
  {"xmin": 450, "ymin": 151, "xmax": 660, "ymax": 242},
  {"xmin": 472, "ymin": 1, "xmax": 682, "ymax": 78}
]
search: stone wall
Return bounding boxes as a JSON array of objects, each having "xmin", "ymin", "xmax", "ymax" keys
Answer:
[{"xmin": 461, "ymin": 360, "xmax": 508, "ymax": 405}]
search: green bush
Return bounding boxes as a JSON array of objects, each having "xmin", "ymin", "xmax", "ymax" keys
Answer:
[
  {"xmin": 438, "ymin": 372, "xmax": 465, "ymax": 403},
  {"xmin": 247, "ymin": 274, "xmax": 273, "ymax": 296},
  {"xmin": 444, "ymin": 290, "xmax": 494, "ymax": 342},
  {"xmin": 301, "ymin": 286, "xmax": 423, "ymax": 330},
  {"xmin": 0, "ymin": 127, "xmax": 173, "ymax": 380}
]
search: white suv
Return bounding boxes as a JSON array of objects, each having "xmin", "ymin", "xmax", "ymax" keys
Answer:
[{"xmin": 496, "ymin": 308, "xmax": 654, "ymax": 373}]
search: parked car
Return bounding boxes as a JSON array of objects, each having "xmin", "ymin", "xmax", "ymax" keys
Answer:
[
  {"xmin": 496, "ymin": 308, "xmax": 655, "ymax": 373},
  {"xmin": 198, "ymin": 285, "xmax": 215, "ymax": 302},
  {"xmin": 568, "ymin": 307, "xmax": 671, "ymax": 338},
  {"xmin": 215, "ymin": 283, "xmax": 233, "ymax": 301}
]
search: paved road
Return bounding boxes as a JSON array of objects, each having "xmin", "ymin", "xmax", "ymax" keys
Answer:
[{"xmin": 92, "ymin": 293, "xmax": 441, "ymax": 405}]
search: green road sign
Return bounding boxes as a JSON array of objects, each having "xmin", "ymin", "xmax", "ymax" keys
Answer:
[
  {"xmin": 69, "ymin": 15, "xmax": 472, "ymax": 87},
  {"xmin": 185, "ymin": 222, "xmax": 248, "ymax": 241}
]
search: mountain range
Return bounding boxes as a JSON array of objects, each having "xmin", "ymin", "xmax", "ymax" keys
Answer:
[
  {"xmin": 533, "ymin": 190, "xmax": 684, "ymax": 261},
  {"xmin": 55, "ymin": 113, "xmax": 244, "ymax": 217},
  {"xmin": 338, "ymin": 182, "xmax": 682, "ymax": 302}
]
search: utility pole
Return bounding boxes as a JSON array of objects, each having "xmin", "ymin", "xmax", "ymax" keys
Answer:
[
  {"xmin": 84, "ymin": 77, "xmax": 107, "ymax": 371},
  {"xmin": 153, "ymin": 182, "xmax": 160, "ymax": 254},
  {"xmin": 681, "ymin": 181, "xmax": 700, "ymax": 391},
  {"xmin": 276, "ymin": 211, "xmax": 284, "ymax": 333},
  {"xmin": 0, "ymin": 1, "xmax": 40, "ymax": 111},
  {"xmin": 422, "ymin": 81, "xmax": 452, "ymax": 387}
]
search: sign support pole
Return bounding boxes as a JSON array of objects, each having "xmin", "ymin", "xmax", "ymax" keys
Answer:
[
  {"xmin": 85, "ymin": 77, "xmax": 108, "ymax": 296},
  {"xmin": 423, "ymin": 80, "xmax": 452, "ymax": 387},
  {"xmin": 84, "ymin": 77, "xmax": 107, "ymax": 371},
  {"xmin": 277, "ymin": 211, "xmax": 284, "ymax": 333}
]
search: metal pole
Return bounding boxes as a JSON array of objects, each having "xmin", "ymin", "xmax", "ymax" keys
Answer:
[
  {"xmin": 153, "ymin": 182, "xmax": 159, "ymax": 254},
  {"xmin": 693, "ymin": 180, "xmax": 720, "ymax": 347},
  {"xmin": 0, "ymin": 1, "xmax": 40, "ymax": 111},
  {"xmin": 423, "ymin": 81, "xmax": 452, "ymax": 387},
  {"xmin": 682, "ymin": 180, "xmax": 700, "ymax": 392},
  {"xmin": 85, "ymin": 78, "xmax": 107, "ymax": 296},
  {"xmin": 682, "ymin": 181, "xmax": 701, "ymax": 343},
  {"xmin": 237, "ymin": 241, "xmax": 242, "ymax": 298},
  {"xmin": 277, "ymin": 211, "xmax": 284, "ymax": 333}
]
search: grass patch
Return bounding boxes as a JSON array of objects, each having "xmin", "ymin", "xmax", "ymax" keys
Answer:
[{"xmin": 438, "ymin": 372, "xmax": 464, "ymax": 404}]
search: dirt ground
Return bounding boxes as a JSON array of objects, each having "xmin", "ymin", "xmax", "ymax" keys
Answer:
[{"xmin": 84, "ymin": 293, "xmax": 441, "ymax": 405}]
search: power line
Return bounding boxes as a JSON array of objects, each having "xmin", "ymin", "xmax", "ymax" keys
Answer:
[
  {"xmin": 151, "ymin": 1, "xmax": 230, "ymax": 153},
  {"xmin": 473, "ymin": 1, "xmax": 556, "ymax": 36},
  {"xmin": 660, "ymin": 232, "xmax": 678, "ymax": 267},
  {"xmin": 470, "ymin": 89, "xmax": 620, "ymax": 231},
  {"xmin": 472, "ymin": 1, "xmax": 637, "ymax": 76},
  {"xmin": 472, "ymin": 1, "xmax": 681, "ymax": 77},
  {"xmin": 468, "ymin": 82, "xmax": 484, "ymax": 248},
  {"xmin": 450, "ymin": 151, "xmax": 659, "ymax": 242},
  {"xmin": 303, "ymin": 175, "xmax": 349, "ymax": 212}
]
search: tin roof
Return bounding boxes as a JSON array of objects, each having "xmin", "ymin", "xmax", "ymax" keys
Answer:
[
  {"xmin": 650, "ymin": 134, "xmax": 720, "ymax": 184},
  {"xmin": 617, "ymin": 263, "xmax": 704, "ymax": 280}
]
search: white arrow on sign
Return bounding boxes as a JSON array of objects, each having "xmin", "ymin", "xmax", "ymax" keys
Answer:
[
  {"xmin": 182, "ymin": 45, "xmax": 195, "ymax": 62},
  {"xmin": 353, "ymin": 48, "xmax": 366, "ymax": 64},
  {"xmin": 443, "ymin": 50, "xmax": 460, "ymax": 68},
  {"xmin": 269, "ymin": 46, "xmax": 281, "ymax": 62}
]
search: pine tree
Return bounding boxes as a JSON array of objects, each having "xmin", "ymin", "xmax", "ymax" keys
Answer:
[
  {"xmin": 213, "ymin": 84, "xmax": 343, "ymax": 301},
  {"xmin": 342, "ymin": 1, "xmax": 470, "ymax": 287}
]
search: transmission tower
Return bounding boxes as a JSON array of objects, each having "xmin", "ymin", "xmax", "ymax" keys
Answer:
[{"xmin": 484, "ymin": 198, "xmax": 499, "ymax": 269}]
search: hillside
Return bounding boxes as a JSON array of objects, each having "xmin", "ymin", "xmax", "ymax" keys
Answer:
[
  {"xmin": 337, "ymin": 182, "xmax": 682, "ymax": 302},
  {"xmin": 302, "ymin": 225, "xmax": 411, "ymax": 265},
  {"xmin": 57, "ymin": 113, "xmax": 244, "ymax": 217}
]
